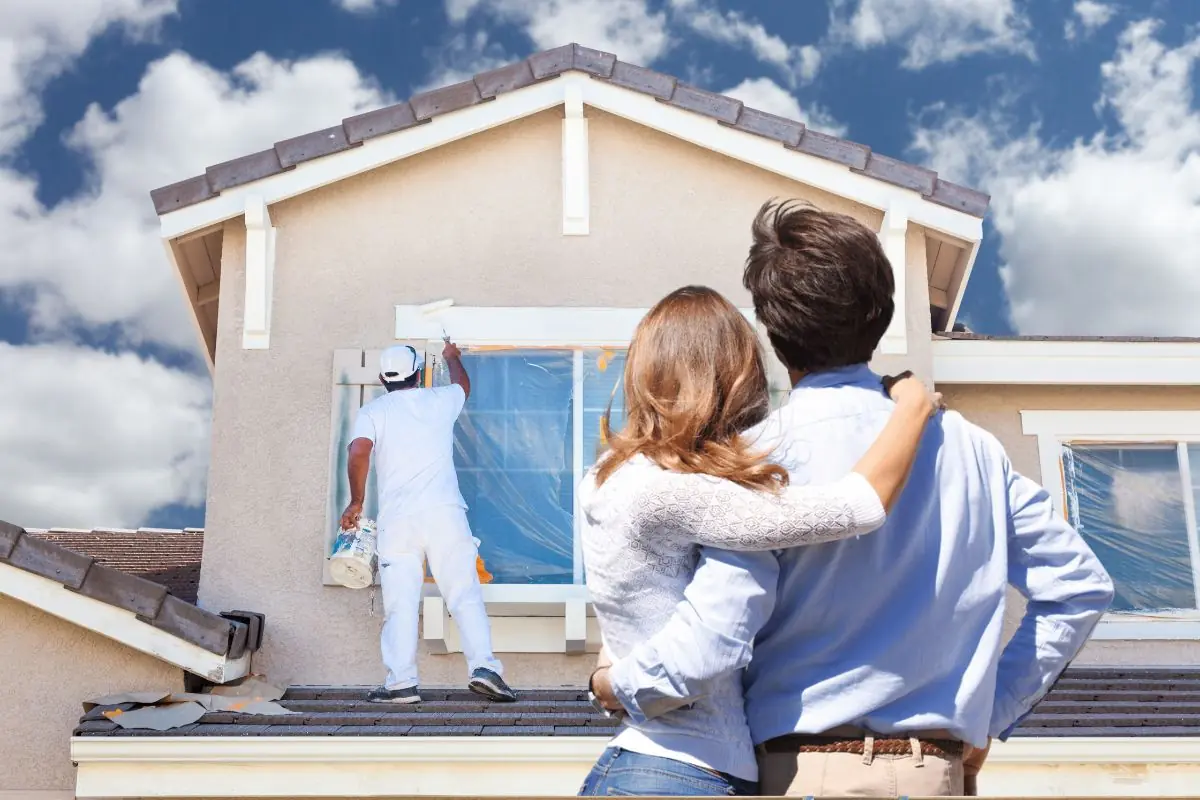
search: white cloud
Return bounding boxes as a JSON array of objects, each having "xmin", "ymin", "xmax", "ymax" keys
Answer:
[
  {"xmin": 334, "ymin": 0, "xmax": 398, "ymax": 12},
  {"xmin": 445, "ymin": 0, "xmax": 671, "ymax": 65},
  {"xmin": 828, "ymin": 0, "xmax": 1034, "ymax": 70},
  {"xmin": 910, "ymin": 19, "xmax": 1200, "ymax": 337},
  {"xmin": 1066, "ymin": 0, "xmax": 1117, "ymax": 42},
  {"xmin": 0, "ymin": 0, "xmax": 178, "ymax": 151},
  {"xmin": 0, "ymin": 342, "xmax": 212, "ymax": 528},
  {"xmin": 669, "ymin": 0, "xmax": 821, "ymax": 84},
  {"xmin": 0, "ymin": 51, "xmax": 391, "ymax": 349},
  {"xmin": 722, "ymin": 77, "xmax": 847, "ymax": 137},
  {"xmin": 418, "ymin": 31, "xmax": 513, "ymax": 91}
]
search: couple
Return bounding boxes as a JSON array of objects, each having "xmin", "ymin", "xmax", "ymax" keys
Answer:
[{"xmin": 577, "ymin": 200, "xmax": 1114, "ymax": 797}]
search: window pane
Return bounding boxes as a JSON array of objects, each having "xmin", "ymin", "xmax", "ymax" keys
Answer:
[
  {"xmin": 582, "ymin": 350, "xmax": 625, "ymax": 471},
  {"xmin": 1063, "ymin": 444, "xmax": 1196, "ymax": 611},
  {"xmin": 447, "ymin": 351, "xmax": 575, "ymax": 584}
]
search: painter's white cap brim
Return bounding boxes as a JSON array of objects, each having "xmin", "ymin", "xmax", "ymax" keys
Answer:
[{"xmin": 379, "ymin": 345, "xmax": 425, "ymax": 381}]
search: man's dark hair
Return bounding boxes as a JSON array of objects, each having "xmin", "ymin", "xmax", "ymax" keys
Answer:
[
  {"xmin": 382, "ymin": 372, "xmax": 421, "ymax": 392},
  {"xmin": 743, "ymin": 199, "xmax": 894, "ymax": 373}
]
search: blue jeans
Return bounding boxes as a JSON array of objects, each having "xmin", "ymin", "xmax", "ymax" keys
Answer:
[{"xmin": 578, "ymin": 747, "xmax": 759, "ymax": 796}]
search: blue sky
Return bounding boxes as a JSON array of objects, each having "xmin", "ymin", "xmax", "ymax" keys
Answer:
[{"xmin": 1, "ymin": 0, "xmax": 1198, "ymax": 530}]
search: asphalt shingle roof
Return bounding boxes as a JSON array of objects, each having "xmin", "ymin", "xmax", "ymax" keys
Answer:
[{"xmin": 72, "ymin": 668, "xmax": 1200, "ymax": 738}]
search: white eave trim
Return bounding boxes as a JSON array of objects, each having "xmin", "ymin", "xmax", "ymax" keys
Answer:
[
  {"xmin": 932, "ymin": 338, "xmax": 1200, "ymax": 385},
  {"xmin": 0, "ymin": 561, "xmax": 249, "ymax": 683},
  {"xmin": 70, "ymin": 735, "xmax": 1200, "ymax": 798},
  {"xmin": 158, "ymin": 73, "xmax": 983, "ymax": 245}
]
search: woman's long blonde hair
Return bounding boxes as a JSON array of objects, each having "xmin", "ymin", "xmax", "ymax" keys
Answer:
[{"xmin": 595, "ymin": 285, "xmax": 788, "ymax": 492}]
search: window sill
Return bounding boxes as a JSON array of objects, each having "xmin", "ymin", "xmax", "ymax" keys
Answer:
[
  {"xmin": 420, "ymin": 583, "xmax": 596, "ymax": 655},
  {"xmin": 1090, "ymin": 613, "xmax": 1200, "ymax": 641}
]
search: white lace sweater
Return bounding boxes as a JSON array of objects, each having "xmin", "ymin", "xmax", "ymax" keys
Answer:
[{"xmin": 579, "ymin": 454, "xmax": 887, "ymax": 781}]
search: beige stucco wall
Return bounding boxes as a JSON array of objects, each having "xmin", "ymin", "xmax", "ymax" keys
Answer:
[
  {"xmin": 0, "ymin": 596, "xmax": 182, "ymax": 792},
  {"xmin": 200, "ymin": 107, "xmax": 936, "ymax": 686},
  {"xmin": 943, "ymin": 382, "xmax": 1200, "ymax": 665}
]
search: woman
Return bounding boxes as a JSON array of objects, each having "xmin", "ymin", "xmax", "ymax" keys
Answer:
[{"xmin": 577, "ymin": 286, "xmax": 941, "ymax": 797}]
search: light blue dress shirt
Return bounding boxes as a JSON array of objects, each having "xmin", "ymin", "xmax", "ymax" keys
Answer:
[{"xmin": 608, "ymin": 364, "xmax": 1114, "ymax": 748}]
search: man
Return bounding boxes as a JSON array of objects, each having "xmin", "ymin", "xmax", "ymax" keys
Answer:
[
  {"xmin": 340, "ymin": 341, "xmax": 516, "ymax": 704},
  {"xmin": 590, "ymin": 201, "xmax": 1113, "ymax": 796}
]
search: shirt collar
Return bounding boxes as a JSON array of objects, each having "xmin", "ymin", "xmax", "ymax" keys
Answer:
[{"xmin": 791, "ymin": 363, "xmax": 879, "ymax": 391}]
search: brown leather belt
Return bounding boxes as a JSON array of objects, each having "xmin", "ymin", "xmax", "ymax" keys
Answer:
[{"xmin": 763, "ymin": 734, "xmax": 964, "ymax": 760}]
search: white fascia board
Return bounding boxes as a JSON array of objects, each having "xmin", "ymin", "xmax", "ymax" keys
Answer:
[
  {"xmin": 576, "ymin": 76, "xmax": 984, "ymax": 244},
  {"xmin": 396, "ymin": 304, "xmax": 756, "ymax": 347},
  {"xmin": 159, "ymin": 77, "xmax": 571, "ymax": 240},
  {"xmin": 1020, "ymin": 409, "xmax": 1200, "ymax": 438},
  {"xmin": 0, "ymin": 562, "xmax": 249, "ymax": 683},
  {"xmin": 933, "ymin": 338, "xmax": 1200, "ymax": 385},
  {"xmin": 69, "ymin": 735, "xmax": 1200, "ymax": 798}
]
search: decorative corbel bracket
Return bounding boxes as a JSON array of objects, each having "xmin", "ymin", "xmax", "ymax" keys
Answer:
[{"xmin": 243, "ymin": 196, "xmax": 276, "ymax": 350}]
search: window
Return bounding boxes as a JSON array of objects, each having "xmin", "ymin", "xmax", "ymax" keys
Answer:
[
  {"xmin": 429, "ymin": 347, "xmax": 625, "ymax": 585},
  {"xmin": 1063, "ymin": 443, "xmax": 1200, "ymax": 612},
  {"xmin": 1021, "ymin": 411, "xmax": 1200, "ymax": 635}
]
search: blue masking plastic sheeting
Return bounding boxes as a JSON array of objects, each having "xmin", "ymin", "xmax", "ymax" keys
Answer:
[
  {"xmin": 435, "ymin": 349, "xmax": 626, "ymax": 585},
  {"xmin": 1063, "ymin": 443, "xmax": 1197, "ymax": 611}
]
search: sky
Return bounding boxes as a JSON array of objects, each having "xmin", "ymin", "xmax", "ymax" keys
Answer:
[{"xmin": 1, "ymin": 0, "xmax": 1198, "ymax": 531}]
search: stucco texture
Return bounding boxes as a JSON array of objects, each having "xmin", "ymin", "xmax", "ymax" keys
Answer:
[
  {"xmin": 200, "ymin": 107, "xmax": 938, "ymax": 686},
  {"xmin": 0, "ymin": 596, "xmax": 182, "ymax": 791},
  {"xmin": 945, "ymin": 383, "xmax": 1200, "ymax": 665}
]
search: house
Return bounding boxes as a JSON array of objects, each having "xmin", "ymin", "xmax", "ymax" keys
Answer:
[{"xmin": 2, "ymin": 42, "xmax": 1198, "ymax": 798}]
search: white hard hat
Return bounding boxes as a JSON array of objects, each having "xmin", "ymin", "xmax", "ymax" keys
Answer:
[{"xmin": 379, "ymin": 345, "xmax": 424, "ymax": 382}]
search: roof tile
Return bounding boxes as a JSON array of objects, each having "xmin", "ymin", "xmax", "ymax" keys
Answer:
[
  {"xmin": 571, "ymin": 44, "xmax": 616, "ymax": 78},
  {"xmin": 668, "ymin": 84, "xmax": 742, "ymax": 125},
  {"xmin": 151, "ymin": 175, "xmax": 215, "ymax": 215},
  {"xmin": 149, "ymin": 594, "xmax": 235, "ymax": 656},
  {"xmin": 4, "ymin": 534, "xmax": 93, "ymax": 589},
  {"xmin": 0, "ymin": 520, "xmax": 20, "ymax": 559},
  {"xmin": 205, "ymin": 149, "xmax": 285, "ymax": 193},
  {"xmin": 410, "ymin": 80, "xmax": 483, "ymax": 121},
  {"xmin": 474, "ymin": 60, "xmax": 538, "ymax": 100},
  {"xmin": 927, "ymin": 179, "xmax": 990, "ymax": 217},
  {"xmin": 275, "ymin": 126, "xmax": 355, "ymax": 169},
  {"xmin": 854, "ymin": 152, "xmax": 937, "ymax": 196},
  {"xmin": 725, "ymin": 107, "xmax": 804, "ymax": 146},
  {"xmin": 77, "ymin": 563, "xmax": 167, "ymax": 619},
  {"xmin": 790, "ymin": 129, "xmax": 870, "ymax": 169},
  {"xmin": 528, "ymin": 44, "xmax": 575, "ymax": 79},
  {"xmin": 608, "ymin": 61, "xmax": 675, "ymax": 100}
]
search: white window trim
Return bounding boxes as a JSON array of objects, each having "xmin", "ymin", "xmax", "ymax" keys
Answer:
[{"xmin": 1021, "ymin": 410, "xmax": 1200, "ymax": 640}]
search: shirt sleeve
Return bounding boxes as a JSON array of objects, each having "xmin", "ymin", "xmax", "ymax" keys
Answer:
[
  {"xmin": 989, "ymin": 461, "xmax": 1115, "ymax": 739},
  {"xmin": 607, "ymin": 548, "xmax": 780, "ymax": 724},
  {"xmin": 351, "ymin": 405, "xmax": 377, "ymax": 444},
  {"xmin": 628, "ymin": 468, "xmax": 886, "ymax": 551}
]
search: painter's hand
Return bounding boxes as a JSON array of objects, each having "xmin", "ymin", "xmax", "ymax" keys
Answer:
[
  {"xmin": 340, "ymin": 500, "xmax": 363, "ymax": 531},
  {"xmin": 883, "ymin": 371, "xmax": 943, "ymax": 418},
  {"xmin": 442, "ymin": 340, "xmax": 462, "ymax": 361}
]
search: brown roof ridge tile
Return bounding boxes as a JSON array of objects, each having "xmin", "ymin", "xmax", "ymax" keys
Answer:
[
  {"xmin": 150, "ymin": 43, "xmax": 989, "ymax": 218},
  {"xmin": 1, "ymin": 520, "xmax": 261, "ymax": 666}
]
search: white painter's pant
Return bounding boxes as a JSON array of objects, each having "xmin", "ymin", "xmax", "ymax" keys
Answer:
[{"xmin": 377, "ymin": 505, "xmax": 502, "ymax": 690}]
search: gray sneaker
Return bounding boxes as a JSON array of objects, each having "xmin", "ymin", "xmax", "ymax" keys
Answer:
[
  {"xmin": 468, "ymin": 668, "xmax": 517, "ymax": 702},
  {"xmin": 367, "ymin": 685, "xmax": 421, "ymax": 704}
]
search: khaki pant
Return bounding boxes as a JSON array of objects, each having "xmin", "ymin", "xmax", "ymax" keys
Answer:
[{"xmin": 759, "ymin": 738, "xmax": 965, "ymax": 797}]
